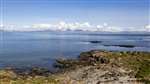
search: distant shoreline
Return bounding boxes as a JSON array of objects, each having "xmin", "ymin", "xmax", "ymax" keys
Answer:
[{"xmin": 1, "ymin": 30, "xmax": 150, "ymax": 35}]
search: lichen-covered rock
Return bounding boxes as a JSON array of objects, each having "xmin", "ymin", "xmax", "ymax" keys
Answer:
[{"xmin": 79, "ymin": 50, "xmax": 110, "ymax": 64}]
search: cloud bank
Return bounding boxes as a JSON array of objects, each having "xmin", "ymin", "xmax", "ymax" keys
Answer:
[
  {"xmin": 0, "ymin": 21, "xmax": 150, "ymax": 32},
  {"xmin": 0, "ymin": 24, "xmax": 4, "ymax": 28}
]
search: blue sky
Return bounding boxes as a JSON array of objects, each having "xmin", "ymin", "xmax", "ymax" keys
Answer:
[{"xmin": 0, "ymin": 0, "xmax": 150, "ymax": 31}]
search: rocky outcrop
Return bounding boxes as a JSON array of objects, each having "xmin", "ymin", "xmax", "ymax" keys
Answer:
[
  {"xmin": 89, "ymin": 41, "xmax": 102, "ymax": 43},
  {"xmin": 54, "ymin": 50, "xmax": 150, "ymax": 84},
  {"xmin": 0, "ymin": 50, "xmax": 149, "ymax": 84},
  {"xmin": 79, "ymin": 50, "xmax": 110, "ymax": 64}
]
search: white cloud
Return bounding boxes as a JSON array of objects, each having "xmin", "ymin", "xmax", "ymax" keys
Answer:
[
  {"xmin": 104, "ymin": 26, "xmax": 123, "ymax": 32},
  {"xmin": 32, "ymin": 24, "xmax": 53, "ymax": 28},
  {"xmin": 95, "ymin": 23, "xmax": 122, "ymax": 32},
  {"xmin": 146, "ymin": 25, "xmax": 150, "ymax": 28},
  {"xmin": 145, "ymin": 25, "xmax": 150, "ymax": 32},
  {"xmin": 1, "ymin": 22, "xmax": 150, "ymax": 32},
  {"xmin": 0, "ymin": 24, "xmax": 17, "ymax": 31},
  {"xmin": 0, "ymin": 24, "xmax": 4, "ymax": 28},
  {"xmin": 0, "ymin": 24, "xmax": 4, "ymax": 31},
  {"xmin": 96, "ymin": 25, "xmax": 103, "ymax": 28},
  {"xmin": 56, "ymin": 21, "xmax": 92, "ymax": 31}
]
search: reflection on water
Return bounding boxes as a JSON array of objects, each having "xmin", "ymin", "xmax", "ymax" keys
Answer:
[{"xmin": 0, "ymin": 31, "xmax": 150, "ymax": 68}]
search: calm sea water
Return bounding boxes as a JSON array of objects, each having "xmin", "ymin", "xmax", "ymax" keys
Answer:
[{"xmin": 0, "ymin": 31, "xmax": 150, "ymax": 68}]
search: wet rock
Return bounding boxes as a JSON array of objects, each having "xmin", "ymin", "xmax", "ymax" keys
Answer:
[
  {"xmin": 104, "ymin": 45, "xmax": 135, "ymax": 48},
  {"xmin": 29, "ymin": 67, "xmax": 51, "ymax": 76},
  {"xmin": 89, "ymin": 41, "xmax": 102, "ymax": 43},
  {"xmin": 54, "ymin": 58, "xmax": 88, "ymax": 69}
]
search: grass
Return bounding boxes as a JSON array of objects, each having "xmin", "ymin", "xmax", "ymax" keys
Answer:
[
  {"xmin": 0, "ymin": 51, "xmax": 150, "ymax": 84},
  {"xmin": 108, "ymin": 51, "xmax": 150, "ymax": 83},
  {"xmin": 0, "ymin": 69, "xmax": 59, "ymax": 84},
  {"xmin": 135, "ymin": 60, "xmax": 150, "ymax": 84}
]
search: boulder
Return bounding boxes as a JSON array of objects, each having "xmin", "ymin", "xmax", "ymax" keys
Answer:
[{"xmin": 79, "ymin": 50, "xmax": 110, "ymax": 64}]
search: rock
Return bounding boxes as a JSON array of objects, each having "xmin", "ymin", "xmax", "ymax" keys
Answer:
[
  {"xmin": 10, "ymin": 67, "xmax": 51, "ymax": 77},
  {"xmin": 64, "ymin": 65, "xmax": 137, "ymax": 84},
  {"xmin": 89, "ymin": 41, "xmax": 102, "ymax": 43},
  {"xmin": 0, "ymin": 50, "xmax": 149, "ymax": 84},
  {"xmin": 29, "ymin": 67, "xmax": 51, "ymax": 76},
  {"xmin": 54, "ymin": 50, "xmax": 110, "ymax": 69},
  {"xmin": 104, "ymin": 45, "xmax": 135, "ymax": 48},
  {"xmin": 53, "ymin": 50, "xmax": 148, "ymax": 83},
  {"xmin": 54, "ymin": 58, "xmax": 88, "ymax": 69},
  {"xmin": 79, "ymin": 50, "xmax": 110, "ymax": 64},
  {"xmin": 0, "ymin": 69, "xmax": 17, "ymax": 79},
  {"xmin": 79, "ymin": 52, "xmax": 92, "ymax": 61}
]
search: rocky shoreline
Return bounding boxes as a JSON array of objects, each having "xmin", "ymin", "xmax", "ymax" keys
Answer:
[{"xmin": 0, "ymin": 50, "xmax": 150, "ymax": 84}]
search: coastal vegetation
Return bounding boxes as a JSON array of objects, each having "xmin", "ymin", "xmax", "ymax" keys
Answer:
[{"xmin": 0, "ymin": 50, "xmax": 150, "ymax": 84}]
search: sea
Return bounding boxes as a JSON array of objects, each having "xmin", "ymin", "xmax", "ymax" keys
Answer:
[{"xmin": 0, "ymin": 31, "xmax": 150, "ymax": 69}]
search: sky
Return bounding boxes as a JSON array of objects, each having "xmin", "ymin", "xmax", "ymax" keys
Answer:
[{"xmin": 0, "ymin": 0, "xmax": 150, "ymax": 32}]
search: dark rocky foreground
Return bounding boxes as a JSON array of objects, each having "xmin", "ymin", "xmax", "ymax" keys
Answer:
[{"xmin": 0, "ymin": 50, "xmax": 150, "ymax": 84}]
